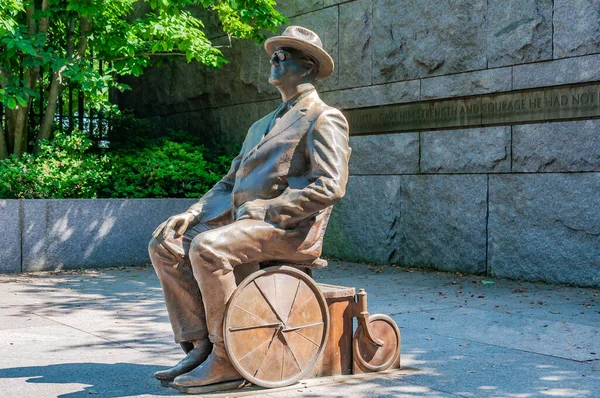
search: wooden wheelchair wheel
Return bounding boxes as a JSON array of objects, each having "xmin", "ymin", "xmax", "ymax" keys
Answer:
[
  {"xmin": 224, "ymin": 266, "xmax": 330, "ymax": 388},
  {"xmin": 353, "ymin": 314, "xmax": 401, "ymax": 372}
]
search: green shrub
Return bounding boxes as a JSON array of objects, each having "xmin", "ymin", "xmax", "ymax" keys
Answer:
[
  {"xmin": 0, "ymin": 128, "xmax": 237, "ymax": 199},
  {"xmin": 0, "ymin": 131, "xmax": 110, "ymax": 199},
  {"xmin": 106, "ymin": 140, "xmax": 229, "ymax": 198}
]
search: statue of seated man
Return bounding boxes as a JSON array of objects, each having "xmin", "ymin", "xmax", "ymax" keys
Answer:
[{"xmin": 149, "ymin": 26, "xmax": 351, "ymax": 388}]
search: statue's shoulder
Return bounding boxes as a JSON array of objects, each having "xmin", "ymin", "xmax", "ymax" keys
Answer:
[
  {"xmin": 306, "ymin": 92, "xmax": 344, "ymax": 119},
  {"xmin": 309, "ymin": 95, "xmax": 346, "ymax": 125}
]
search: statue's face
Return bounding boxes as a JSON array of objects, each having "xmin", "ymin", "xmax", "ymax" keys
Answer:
[{"xmin": 268, "ymin": 47, "xmax": 312, "ymax": 87}]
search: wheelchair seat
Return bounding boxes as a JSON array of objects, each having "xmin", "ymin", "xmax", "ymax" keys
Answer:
[{"xmin": 261, "ymin": 257, "xmax": 328, "ymax": 269}]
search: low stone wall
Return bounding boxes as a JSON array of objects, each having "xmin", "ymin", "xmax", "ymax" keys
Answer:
[
  {"xmin": 1, "ymin": 192, "xmax": 598, "ymax": 287},
  {"xmin": 0, "ymin": 199, "xmax": 196, "ymax": 273}
]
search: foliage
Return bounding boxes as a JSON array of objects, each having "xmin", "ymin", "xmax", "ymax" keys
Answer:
[
  {"xmin": 0, "ymin": 0, "xmax": 287, "ymax": 157},
  {"xmin": 0, "ymin": 128, "xmax": 237, "ymax": 199},
  {"xmin": 104, "ymin": 132, "xmax": 233, "ymax": 198},
  {"xmin": 0, "ymin": 130, "xmax": 110, "ymax": 198}
]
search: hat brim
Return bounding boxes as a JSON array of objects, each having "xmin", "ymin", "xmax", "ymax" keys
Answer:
[{"xmin": 264, "ymin": 37, "xmax": 334, "ymax": 80}]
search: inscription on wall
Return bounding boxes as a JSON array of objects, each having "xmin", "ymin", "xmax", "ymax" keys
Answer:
[{"xmin": 344, "ymin": 83, "xmax": 600, "ymax": 135}]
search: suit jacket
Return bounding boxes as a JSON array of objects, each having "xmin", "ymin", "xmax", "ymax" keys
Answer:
[{"xmin": 187, "ymin": 89, "xmax": 351, "ymax": 258}]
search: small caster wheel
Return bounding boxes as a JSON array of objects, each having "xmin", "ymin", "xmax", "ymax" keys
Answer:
[{"xmin": 353, "ymin": 314, "xmax": 401, "ymax": 372}]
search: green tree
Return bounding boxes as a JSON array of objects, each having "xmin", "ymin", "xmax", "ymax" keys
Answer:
[{"xmin": 0, "ymin": 0, "xmax": 286, "ymax": 159}]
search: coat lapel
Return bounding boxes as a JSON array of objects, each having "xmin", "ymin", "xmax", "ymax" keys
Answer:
[
  {"xmin": 256, "ymin": 92, "xmax": 317, "ymax": 150},
  {"xmin": 243, "ymin": 110, "xmax": 276, "ymax": 157}
]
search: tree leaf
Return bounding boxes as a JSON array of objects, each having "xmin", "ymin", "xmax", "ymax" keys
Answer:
[
  {"xmin": 16, "ymin": 96, "xmax": 27, "ymax": 107},
  {"xmin": 6, "ymin": 97, "xmax": 17, "ymax": 109}
]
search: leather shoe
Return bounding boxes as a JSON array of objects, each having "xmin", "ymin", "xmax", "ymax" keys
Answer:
[
  {"xmin": 154, "ymin": 340, "xmax": 212, "ymax": 381},
  {"xmin": 172, "ymin": 343, "xmax": 242, "ymax": 387}
]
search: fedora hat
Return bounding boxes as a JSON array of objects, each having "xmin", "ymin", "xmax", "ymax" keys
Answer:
[{"xmin": 264, "ymin": 26, "xmax": 334, "ymax": 80}]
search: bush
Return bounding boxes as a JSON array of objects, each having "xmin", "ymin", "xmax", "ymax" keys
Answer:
[
  {"xmin": 0, "ymin": 129, "xmax": 237, "ymax": 199},
  {"xmin": 0, "ymin": 131, "xmax": 110, "ymax": 199},
  {"xmin": 106, "ymin": 140, "xmax": 230, "ymax": 198}
]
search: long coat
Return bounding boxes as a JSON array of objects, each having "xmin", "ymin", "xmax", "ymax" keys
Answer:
[{"xmin": 187, "ymin": 89, "xmax": 351, "ymax": 259}]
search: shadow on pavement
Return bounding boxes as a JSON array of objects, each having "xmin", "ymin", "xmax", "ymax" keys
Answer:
[{"xmin": 0, "ymin": 362, "xmax": 177, "ymax": 398}]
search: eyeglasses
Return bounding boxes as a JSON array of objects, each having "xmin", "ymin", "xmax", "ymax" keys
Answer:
[
  {"xmin": 271, "ymin": 49, "xmax": 317, "ymax": 67},
  {"xmin": 272, "ymin": 50, "xmax": 289, "ymax": 62}
]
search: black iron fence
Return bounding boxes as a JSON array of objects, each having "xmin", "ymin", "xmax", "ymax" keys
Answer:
[{"xmin": 0, "ymin": 59, "xmax": 114, "ymax": 152}]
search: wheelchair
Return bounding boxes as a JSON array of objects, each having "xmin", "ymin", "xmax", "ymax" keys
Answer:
[{"xmin": 222, "ymin": 258, "xmax": 402, "ymax": 388}]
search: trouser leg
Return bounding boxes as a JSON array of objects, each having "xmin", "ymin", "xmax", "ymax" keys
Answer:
[
  {"xmin": 149, "ymin": 223, "xmax": 217, "ymax": 343},
  {"xmin": 188, "ymin": 219, "xmax": 312, "ymax": 344}
]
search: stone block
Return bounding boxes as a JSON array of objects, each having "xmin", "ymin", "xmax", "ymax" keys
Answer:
[
  {"xmin": 421, "ymin": 127, "xmax": 511, "ymax": 173},
  {"xmin": 323, "ymin": 80, "xmax": 420, "ymax": 110},
  {"xmin": 0, "ymin": 200, "xmax": 21, "ymax": 273},
  {"xmin": 513, "ymin": 53, "xmax": 600, "ymax": 89},
  {"xmin": 513, "ymin": 120, "xmax": 600, "ymax": 172},
  {"xmin": 277, "ymin": 0, "xmax": 324, "ymax": 18},
  {"xmin": 372, "ymin": 0, "xmax": 487, "ymax": 84},
  {"xmin": 216, "ymin": 99, "xmax": 279, "ymax": 145},
  {"xmin": 163, "ymin": 60, "xmax": 213, "ymax": 114},
  {"xmin": 323, "ymin": 176, "xmax": 402, "ymax": 264},
  {"xmin": 290, "ymin": 7, "xmax": 339, "ymax": 92},
  {"xmin": 338, "ymin": 0, "xmax": 373, "ymax": 89},
  {"xmin": 421, "ymin": 68, "xmax": 512, "ymax": 100},
  {"xmin": 488, "ymin": 174, "xmax": 600, "ymax": 287},
  {"xmin": 486, "ymin": 0, "xmax": 552, "ymax": 67},
  {"xmin": 118, "ymin": 63, "xmax": 188, "ymax": 118},
  {"xmin": 160, "ymin": 112, "xmax": 189, "ymax": 134},
  {"xmin": 325, "ymin": 175, "xmax": 488, "ymax": 274},
  {"xmin": 22, "ymin": 199, "xmax": 197, "ymax": 272},
  {"xmin": 186, "ymin": 109, "xmax": 221, "ymax": 147},
  {"xmin": 187, "ymin": 5, "xmax": 223, "ymax": 39},
  {"xmin": 348, "ymin": 133, "xmax": 419, "ymax": 175},
  {"xmin": 554, "ymin": 0, "xmax": 600, "ymax": 58},
  {"xmin": 207, "ymin": 37, "xmax": 279, "ymax": 109},
  {"xmin": 323, "ymin": 0, "xmax": 346, "ymax": 6},
  {"xmin": 398, "ymin": 175, "xmax": 488, "ymax": 274}
]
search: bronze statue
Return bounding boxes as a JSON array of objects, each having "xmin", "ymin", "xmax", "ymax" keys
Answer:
[{"xmin": 149, "ymin": 26, "xmax": 350, "ymax": 388}]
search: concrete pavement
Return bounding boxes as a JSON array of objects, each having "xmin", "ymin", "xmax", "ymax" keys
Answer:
[{"xmin": 0, "ymin": 262, "xmax": 598, "ymax": 397}]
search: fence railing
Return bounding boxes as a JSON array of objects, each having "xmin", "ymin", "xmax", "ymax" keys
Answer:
[{"xmin": 1, "ymin": 60, "xmax": 114, "ymax": 152}]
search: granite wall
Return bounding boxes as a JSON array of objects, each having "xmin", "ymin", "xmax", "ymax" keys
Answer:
[
  {"xmin": 0, "ymin": 199, "xmax": 197, "ymax": 273},
  {"xmin": 118, "ymin": 0, "xmax": 600, "ymax": 287}
]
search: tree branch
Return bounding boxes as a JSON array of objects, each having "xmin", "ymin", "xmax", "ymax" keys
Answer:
[
  {"xmin": 76, "ymin": 17, "xmax": 92, "ymax": 59},
  {"xmin": 37, "ymin": 16, "xmax": 92, "ymax": 150},
  {"xmin": 0, "ymin": 118, "xmax": 8, "ymax": 160},
  {"xmin": 108, "ymin": 52, "xmax": 188, "ymax": 61},
  {"xmin": 11, "ymin": 4, "xmax": 37, "ymax": 157},
  {"xmin": 66, "ymin": 18, "xmax": 76, "ymax": 57},
  {"xmin": 39, "ymin": 0, "xmax": 50, "ymax": 33},
  {"xmin": 0, "ymin": 68, "xmax": 7, "ymax": 89},
  {"xmin": 26, "ymin": 4, "xmax": 36, "ymax": 35},
  {"xmin": 28, "ymin": 0, "xmax": 51, "ymax": 118}
]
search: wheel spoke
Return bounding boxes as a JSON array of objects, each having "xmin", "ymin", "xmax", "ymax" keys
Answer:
[
  {"xmin": 253, "ymin": 327, "xmax": 281, "ymax": 377},
  {"xmin": 294, "ymin": 330, "xmax": 320, "ymax": 348},
  {"xmin": 229, "ymin": 321, "xmax": 283, "ymax": 332},
  {"xmin": 288, "ymin": 295, "xmax": 314, "ymax": 317},
  {"xmin": 282, "ymin": 321, "xmax": 324, "ymax": 333},
  {"xmin": 233, "ymin": 304, "xmax": 274, "ymax": 327},
  {"xmin": 280, "ymin": 335, "xmax": 285, "ymax": 381},
  {"xmin": 254, "ymin": 280, "xmax": 286, "ymax": 322},
  {"xmin": 285, "ymin": 279, "xmax": 301, "ymax": 324},
  {"xmin": 239, "ymin": 331, "xmax": 278, "ymax": 361},
  {"xmin": 284, "ymin": 335, "xmax": 303, "ymax": 372}
]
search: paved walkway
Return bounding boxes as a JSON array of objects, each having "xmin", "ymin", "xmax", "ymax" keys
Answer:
[{"xmin": 0, "ymin": 262, "xmax": 598, "ymax": 398}]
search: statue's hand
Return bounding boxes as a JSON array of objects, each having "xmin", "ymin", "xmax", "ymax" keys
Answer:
[{"xmin": 153, "ymin": 212, "xmax": 196, "ymax": 240}]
